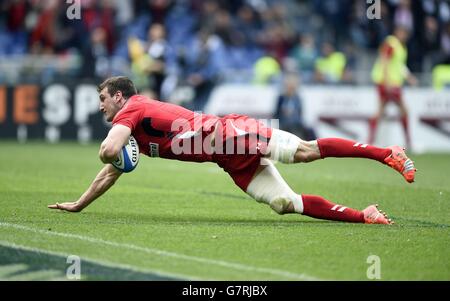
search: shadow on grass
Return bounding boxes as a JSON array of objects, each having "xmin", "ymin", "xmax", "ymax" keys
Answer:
[
  {"xmin": 79, "ymin": 210, "xmax": 358, "ymax": 227},
  {"xmin": 48, "ymin": 210, "xmax": 450, "ymax": 229}
]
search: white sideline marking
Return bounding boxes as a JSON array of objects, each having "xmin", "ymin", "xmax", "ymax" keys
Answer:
[
  {"xmin": 0, "ymin": 240, "xmax": 194, "ymax": 281},
  {"xmin": 0, "ymin": 222, "xmax": 319, "ymax": 280}
]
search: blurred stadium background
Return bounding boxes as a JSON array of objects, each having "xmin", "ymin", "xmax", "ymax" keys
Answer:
[{"xmin": 0, "ymin": 0, "xmax": 449, "ymax": 152}]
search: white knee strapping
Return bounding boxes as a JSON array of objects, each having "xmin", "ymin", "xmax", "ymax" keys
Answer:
[
  {"xmin": 246, "ymin": 159, "xmax": 304, "ymax": 214},
  {"xmin": 267, "ymin": 129, "xmax": 302, "ymax": 163}
]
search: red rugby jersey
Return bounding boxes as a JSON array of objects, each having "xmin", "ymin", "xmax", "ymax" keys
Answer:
[{"xmin": 112, "ymin": 95, "xmax": 219, "ymax": 162}]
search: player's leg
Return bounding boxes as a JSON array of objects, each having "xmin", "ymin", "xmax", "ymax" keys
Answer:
[
  {"xmin": 266, "ymin": 128, "xmax": 416, "ymax": 183},
  {"xmin": 397, "ymin": 97, "xmax": 411, "ymax": 150},
  {"xmin": 267, "ymin": 128, "xmax": 391, "ymax": 164},
  {"xmin": 368, "ymin": 95, "xmax": 387, "ymax": 145},
  {"xmin": 246, "ymin": 160, "xmax": 392, "ymax": 224}
]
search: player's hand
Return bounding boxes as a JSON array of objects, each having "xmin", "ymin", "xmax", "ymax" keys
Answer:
[{"xmin": 48, "ymin": 202, "xmax": 82, "ymax": 212}]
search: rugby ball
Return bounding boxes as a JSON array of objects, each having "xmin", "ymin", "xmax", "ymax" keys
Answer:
[{"xmin": 111, "ymin": 136, "xmax": 139, "ymax": 173}]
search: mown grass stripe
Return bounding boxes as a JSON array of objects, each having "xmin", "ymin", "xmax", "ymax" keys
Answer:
[
  {"xmin": 0, "ymin": 241, "xmax": 187, "ymax": 280},
  {"xmin": 0, "ymin": 222, "xmax": 320, "ymax": 281}
]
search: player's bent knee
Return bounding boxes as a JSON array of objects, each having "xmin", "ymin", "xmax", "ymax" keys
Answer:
[
  {"xmin": 269, "ymin": 197, "xmax": 292, "ymax": 215},
  {"xmin": 246, "ymin": 161, "xmax": 304, "ymax": 214},
  {"xmin": 294, "ymin": 142, "xmax": 317, "ymax": 163}
]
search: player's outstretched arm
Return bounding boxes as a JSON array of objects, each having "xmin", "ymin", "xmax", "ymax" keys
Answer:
[
  {"xmin": 48, "ymin": 164, "xmax": 122, "ymax": 212},
  {"xmin": 99, "ymin": 124, "xmax": 131, "ymax": 164}
]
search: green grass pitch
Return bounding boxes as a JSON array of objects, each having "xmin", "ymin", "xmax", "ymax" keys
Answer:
[{"xmin": 0, "ymin": 141, "xmax": 448, "ymax": 280}]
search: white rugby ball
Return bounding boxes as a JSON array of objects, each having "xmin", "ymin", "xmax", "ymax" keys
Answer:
[{"xmin": 111, "ymin": 136, "xmax": 139, "ymax": 173}]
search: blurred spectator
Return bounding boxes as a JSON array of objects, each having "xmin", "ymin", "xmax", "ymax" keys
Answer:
[
  {"xmin": 314, "ymin": 42, "xmax": 347, "ymax": 84},
  {"xmin": 82, "ymin": 27, "xmax": 110, "ymax": 79},
  {"xmin": 422, "ymin": 16, "xmax": 441, "ymax": 53},
  {"xmin": 81, "ymin": 0, "xmax": 116, "ymax": 54},
  {"xmin": 258, "ymin": 23, "xmax": 294, "ymax": 64},
  {"xmin": 183, "ymin": 28, "xmax": 224, "ymax": 111},
  {"xmin": 274, "ymin": 74, "xmax": 316, "ymax": 141},
  {"xmin": 4, "ymin": 0, "xmax": 28, "ymax": 32},
  {"xmin": 348, "ymin": 1, "xmax": 371, "ymax": 49},
  {"xmin": 128, "ymin": 35, "xmax": 153, "ymax": 91},
  {"xmin": 28, "ymin": 1, "xmax": 58, "ymax": 55},
  {"xmin": 432, "ymin": 64, "xmax": 450, "ymax": 90},
  {"xmin": 438, "ymin": 1, "xmax": 450, "ymax": 24},
  {"xmin": 289, "ymin": 34, "xmax": 319, "ymax": 83},
  {"xmin": 30, "ymin": 0, "xmax": 84, "ymax": 55},
  {"xmin": 312, "ymin": 0, "xmax": 351, "ymax": 46},
  {"xmin": 252, "ymin": 54, "xmax": 281, "ymax": 85},
  {"xmin": 234, "ymin": 4, "xmax": 262, "ymax": 47},
  {"xmin": 0, "ymin": 0, "xmax": 29, "ymax": 55},
  {"xmin": 369, "ymin": 26, "xmax": 418, "ymax": 149},
  {"xmin": 149, "ymin": 0, "xmax": 173, "ymax": 24},
  {"xmin": 421, "ymin": 0, "xmax": 437, "ymax": 16},
  {"xmin": 145, "ymin": 23, "xmax": 170, "ymax": 98},
  {"xmin": 133, "ymin": 0, "xmax": 173, "ymax": 24},
  {"xmin": 194, "ymin": 0, "xmax": 220, "ymax": 33},
  {"xmin": 213, "ymin": 9, "xmax": 241, "ymax": 46},
  {"xmin": 394, "ymin": 0, "xmax": 414, "ymax": 34},
  {"xmin": 441, "ymin": 22, "xmax": 450, "ymax": 63},
  {"xmin": 1, "ymin": 0, "xmax": 450, "ymax": 91},
  {"xmin": 342, "ymin": 43, "xmax": 357, "ymax": 84},
  {"xmin": 371, "ymin": 1, "xmax": 393, "ymax": 48},
  {"xmin": 114, "ymin": 0, "xmax": 134, "ymax": 30}
]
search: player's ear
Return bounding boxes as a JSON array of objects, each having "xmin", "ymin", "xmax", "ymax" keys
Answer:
[{"xmin": 115, "ymin": 91, "xmax": 122, "ymax": 102}]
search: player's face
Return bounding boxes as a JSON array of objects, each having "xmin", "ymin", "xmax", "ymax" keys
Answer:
[{"xmin": 99, "ymin": 88, "xmax": 121, "ymax": 122}]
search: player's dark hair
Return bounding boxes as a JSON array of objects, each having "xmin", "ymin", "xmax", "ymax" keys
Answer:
[{"xmin": 97, "ymin": 76, "xmax": 137, "ymax": 99}]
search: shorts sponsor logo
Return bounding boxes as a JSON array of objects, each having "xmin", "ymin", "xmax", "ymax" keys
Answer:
[{"xmin": 149, "ymin": 143, "xmax": 159, "ymax": 157}]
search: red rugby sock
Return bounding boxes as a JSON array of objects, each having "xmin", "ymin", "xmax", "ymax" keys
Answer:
[
  {"xmin": 317, "ymin": 138, "xmax": 391, "ymax": 163},
  {"xmin": 301, "ymin": 194, "xmax": 364, "ymax": 223}
]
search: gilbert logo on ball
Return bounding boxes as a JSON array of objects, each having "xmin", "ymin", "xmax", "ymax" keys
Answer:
[{"xmin": 112, "ymin": 136, "xmax": 139, "ymax": 173}]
